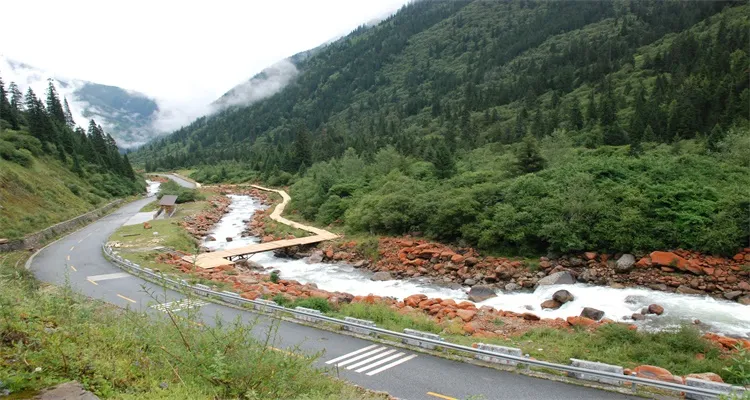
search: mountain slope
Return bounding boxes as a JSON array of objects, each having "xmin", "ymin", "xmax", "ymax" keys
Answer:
[
  {"xmin": 1, "ymin": 57, "xmax": 160, "ymax": 148},
  {"xmin": 134, "ymin": 0, "xmax": 749, "ymax": 255},
  {"xmin": 136, "ymin": 0, "xmax": 746, "ymax": 169}
]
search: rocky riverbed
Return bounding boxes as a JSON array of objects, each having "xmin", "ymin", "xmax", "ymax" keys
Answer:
[{"xmin": 168, "ymin": 189, "xmax": 750, "ymax": 346}]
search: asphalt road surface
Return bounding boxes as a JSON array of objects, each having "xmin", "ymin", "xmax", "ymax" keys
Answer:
[{"xmin": 28, "ymin": 180, "xmax": 637, "ymax": 400}]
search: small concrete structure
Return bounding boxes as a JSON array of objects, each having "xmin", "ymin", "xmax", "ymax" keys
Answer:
[
  {"xmin": 568, "ymin": 358, "xmax": 624, "ymax": 386},
  {"xmin": 474, "ymin": 343, "xmax": 523, "ymax": 366},
  {"xmin": 343, "ymin": 317, "xmax": 377, "ymax": 336},
  {"xmin": 403, "ymin": 328, "xmax": 444, "ymax": 350},
  {"xmin": 294, "ymin": 306, "xmax": 323, "ymax": 323},
  {"xmin": 158, "ymin": 195, "xmax": 178, "ymax": 218},
  {"xmin": 684, "ymin": 378, "xmax": 745, "ymax": 400}
]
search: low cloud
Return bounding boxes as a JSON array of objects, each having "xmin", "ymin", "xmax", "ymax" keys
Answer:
[{"xmin": 210, "ymin": 59, "xmax": 299, "ymax": 111}]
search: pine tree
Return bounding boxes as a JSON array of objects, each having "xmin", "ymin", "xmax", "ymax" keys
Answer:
[
  {"xmin": 569, "ymin": 98, "xmax": 583, "ymax": 130},
  {"xmin": 72, "ymin": 153, "xmax": 84, "ymax": 177},
  {"xmin": 643, "ymin": 125, "xmax": 656, "ymax": 142},
  {"xmin": 291, "ymin": 127, "xmax": 312, "ymax": 171},
  {"xmin": 122, "ymin": 154, "xmax": 136, "ymax": 179},
  {"xmin": 63, "ymin": 98, "xmax": 76, "ymax": 128},
  {"xmin": 515, "ymin": 133, "xmax": 546, "ymax": 174},
  {"xmin": 45, "ymin": 79, "xmax": 66, "ymax": 124},
  {"xmin": 585, "ymin": 90, "xmax": 598, "ymax": 123}
]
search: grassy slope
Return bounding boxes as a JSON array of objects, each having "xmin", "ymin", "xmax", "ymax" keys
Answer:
[
  {"xmin": 0, "ymin": 157, "xmax": 107, "ymax": 240},
  {"xmin": 0, "ymin": 253, "xmax": 384, "ymax": 399}
]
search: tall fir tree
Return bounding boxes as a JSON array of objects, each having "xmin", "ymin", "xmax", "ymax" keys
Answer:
[
  {"xmin": 515, "ymin": 133, "xmax": 546, "ymax": 174},
  {"xmin": 45, "ymin": 79, "xmax": 66, "ymax": 124}
]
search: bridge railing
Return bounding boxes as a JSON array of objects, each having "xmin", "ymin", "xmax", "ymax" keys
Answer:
[{"xmin": 102, "ymin": 244, "xmax": 747, "ymax": 399}]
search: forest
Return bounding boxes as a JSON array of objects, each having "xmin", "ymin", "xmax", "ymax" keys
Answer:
[
  {"xmin": 0, "ymin": 77, "xmax": 143, "ymax": 238},
  {"xmin": 134, "ymin": 1, "xmax": 749, "ymax": 255}
]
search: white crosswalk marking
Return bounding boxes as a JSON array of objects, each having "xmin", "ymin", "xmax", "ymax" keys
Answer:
[
  {"xmin": 325, "ymin": 345, "xmax": 417, "ymax": 375},
  {"xmin": 150, "ymin": 299, "xmax": 206, "ymax": 313}
]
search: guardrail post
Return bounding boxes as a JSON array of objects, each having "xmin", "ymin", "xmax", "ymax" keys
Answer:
[
  {"xmin": 342, "ymin": 317, "xmax": 377, "ymax": 336},
  {"xmin": 294, "ymin": 307, "xmax": 322, "ymax": 323},
  {"xmin": 473, "ymin": 343, "xmax": 523, "ymax": 366},
  {"xmin": 402, "ymin": 329, "xmax": 444, "ymax": 350},
  {"xmin": 568, "ymin": 359, "xmax": 624, "ymax": 386},
  {"xmin": 631, "ymin": 373, "xmax": 637, "ymax": 393}
]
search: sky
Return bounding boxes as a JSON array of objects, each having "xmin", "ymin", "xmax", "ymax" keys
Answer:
[{"xmin": 0, "ymin": 0, "xmax": 408, "ymax": 104}]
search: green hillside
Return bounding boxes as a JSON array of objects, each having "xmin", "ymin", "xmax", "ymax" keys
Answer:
[
  {"xmin": 134, "ymin": 0, "xmax": 750, "ymax": 255},
  {"xmin": 0, "ymin": 78, "xmax": 144, "ymax": 239}
]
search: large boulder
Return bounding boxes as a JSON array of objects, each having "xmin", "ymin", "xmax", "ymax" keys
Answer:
[
  {"xmin": 634, "ymin": 365, "xmax": 683, "ymax": 384},
  {"xmin": 580, "ymin": 307, "xmax": 605, "ymax": 321},
  {"xmin": 647, "ymin": 304, "xmax": 664, "ymax": 315},
  {"xmin": 541, "ymin": 299, "xmax": 562, "ymax": 310},
  {"xmin": 685, "ymin": 372, "xmax": 724, "ymax": 383},
  {"xmin": 615, "ymin": 254, "xmax": 636, "ymax": 273},
  {"xmin": 738, "ymin": 296, "xmax": 750, "ymax": 305},
  {"xmin": 504, "ymin": 283, "xmax": 521, "ymax": 292},
  {"xmin": 372, "ymin": 271, "xmax": 393, "ymax": 281},
  {"xmin": 723, "ymin": 291, "xmax": 743, "ymax": 300},
  {"xmin": 306, "ymin": 251, "xmax": 324, "ymax": 264},
  {"xmin": 676, "ymin": 285, "xmax": 704, "ymax": 295},
  {"xmin": 467, "ymin": 285, "xmax": 497, "ymax": 302},
  {"xmin": 35, "ymin": 381, "xmax": 100, "ymax": 400},
  {"xmin": 552, "ymin": 289, "xmax": 575, "ymax": 304},
  {"xmin": 536, "ymin": 271, "xmax": 575, "ymax": 286}
]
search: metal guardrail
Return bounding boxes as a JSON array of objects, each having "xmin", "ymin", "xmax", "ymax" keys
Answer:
[{"xmin": 102, "ymin": 244, "xmax": 747, "ymax": 399}]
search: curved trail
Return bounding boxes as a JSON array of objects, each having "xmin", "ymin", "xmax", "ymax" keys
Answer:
[
  {"xmin": 27, "ymin": 175, "xmax": 634, "ymax": 400},
  {"xmin": 186, "ymin": 185, "xmax": 337, "ymax": 268}
]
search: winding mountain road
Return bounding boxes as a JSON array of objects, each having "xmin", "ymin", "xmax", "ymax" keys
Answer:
[{"xmin": 27, "ymin": 176, "xmax": 636, "ymax": 400}]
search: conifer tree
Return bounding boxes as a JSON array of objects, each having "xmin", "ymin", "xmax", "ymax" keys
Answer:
[
  {"xmin": 63, "ymin": 98, "xmax": 76, "ymax": 128},
  {"xmin": 45, "ymin": 79, "xmax": 66, "ymax": 124},
  {"xmin": 515, "ymin": 133, "xmax": 546, "ymax": 174}
]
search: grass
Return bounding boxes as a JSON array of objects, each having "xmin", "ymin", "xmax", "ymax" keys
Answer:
[
  {"xmin": 0, "ymin": 252, "xmax": 386, "ymax": 399},
  {"xmin": 0, "ymin": 158, "xmax": 105, "ymax": 239}
]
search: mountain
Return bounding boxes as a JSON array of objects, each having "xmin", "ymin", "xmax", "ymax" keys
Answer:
[
  {"xmin": 211, "ymin": 45, "xmax": 325, "ymax": 112},
  {"xmin": 135, "ymin": 0, "xmax": 749, "ymax": 255},
  {"xmin": 1, "ymin": 56, "xmax": 160, "ymax": 148},
  {"xmin": 137, "ymin": 0, "xmax": 747, "ymax": 168}
]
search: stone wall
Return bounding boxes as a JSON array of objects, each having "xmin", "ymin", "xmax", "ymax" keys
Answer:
[{"xmin": 0, "ymin": 200, "xmax": 123, "ymax": 253}]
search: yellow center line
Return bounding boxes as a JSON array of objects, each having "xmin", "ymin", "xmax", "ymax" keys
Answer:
[
  {"xmin": 70, "ymin": 265, "xmax": 77, "ymax": 272},
  {"xmin": 427, "ymin": 392, "xmax": 457, "ymax": 400},
  {"xmin": 86, "ymin": 278, "xmax": 97, "ymax": 285},
  {"xmin": 70, "ymin": 246, "xmax": 75, "ymax": 251},
  {"xmin": 117, "ymin": 294, "xmax": 136, "ymax": 303},
  {"xmin": 66, "ymin": 255, "xmax": 70, "ymax": 261}
]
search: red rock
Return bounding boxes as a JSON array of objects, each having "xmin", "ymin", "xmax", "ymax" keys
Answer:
[
  {"xmin": 733, "ymin": 253, "xmax": 745, "ymax": 261},
  {"xmin": 241, "ymin": 291, "xmax": 260, "ymax": 300},
  {"xmin": 650, "ymin": 251, "xmax": 701, "ymax": 274},
  {"xmin": 567, "ymin": 316, "xmax": 597, "ymax": 328},
  {"xmin": 143, "ymin": 222, "xmax": 152, "ymax": 229},
  {"xmin": 540, "ymin": 299, "xmax": 562, "ymax": 310},
  {"xmin": 584, "ymin": 252, "xmax": 597, "ymax": 260},
  {"xmin": 464, "ymin": 257, "xmax": 478, "ymax": 266},
  {"xmin": 623, "ymin": 368, "xmax": 632, "ymax": 375},
  {"xmin": 660, "ymin": 267, "xmax": 675, "ymax": 272},
  {"xmin": 325, "ymin": 249, "xmax": 334, "ymax": 259},
  {"xmin": 647, "ymin": 304, "xmax": 664, "ymax": 315},
  {"xmin": 634, "ymin": 365, "xmax": 683, "ymax": 384},
  {"xmin": 686, "ymin": 372, "xmax": 723, "ymax": 383},
  {"xmin": 702, "ymin": 267, "xmax": 715, "ymax": 276},
  {"xmin": 451, "ymin": 254, "xmax": 465, "ymax": 263},
  {"xmin": 457, "ymin": 301, "xmax": 477, "ymax": 310},
  {"xmin": 738, "ymin": 281, "xmax": 750, "ymax": 291},
  {"xmin": 636, "ymin": 257, "xmax": 651, "ymax": 268},
  {"xmin": 463, "ymin": 322, "xmax": 477, "ymax": 334},
  {"xmin": 456, "ymin": 309, "xmax": 477, "ymax": 322}
]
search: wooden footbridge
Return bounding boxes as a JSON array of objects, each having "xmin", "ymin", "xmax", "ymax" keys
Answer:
[{"xmin": 182, "ymin": 185, "xmax": 337, "ymax": 269}]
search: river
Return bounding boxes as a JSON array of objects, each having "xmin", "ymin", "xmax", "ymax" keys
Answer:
[{"xmin": 202, "ymin": 194, "xmax": 750, "ymax": 338}]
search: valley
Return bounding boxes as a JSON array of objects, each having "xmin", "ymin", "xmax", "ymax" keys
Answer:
[{"xmin": 1, "ymin": 0, "xmax": 749, "ymax": 398}]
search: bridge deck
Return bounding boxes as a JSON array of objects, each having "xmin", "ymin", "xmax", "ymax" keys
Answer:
[{"xmin": 182, "ymin": 185, "xmax": 337, "ymax": 269}]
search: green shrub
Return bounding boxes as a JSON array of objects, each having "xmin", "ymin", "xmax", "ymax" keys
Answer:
[
  {"xmin": 292, "ymin": 297, "xmax": 331, "ymax": 313},
  {"xmin": 269, "ymin": 271, "xmax": 280, "ymax": 283}
]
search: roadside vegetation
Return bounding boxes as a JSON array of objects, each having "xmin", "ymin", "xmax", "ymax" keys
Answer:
[{"xmin": 0, "ymin": 252, "xmax": 387, "ymax": 400}]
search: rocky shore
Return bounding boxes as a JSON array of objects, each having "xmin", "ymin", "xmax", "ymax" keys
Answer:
[{"xmin": 153, "ymin": 188, "xmax": 750, "ymax": 388}]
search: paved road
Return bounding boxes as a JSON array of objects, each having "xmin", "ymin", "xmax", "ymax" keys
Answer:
[
  {"xmin": 28, "ymin": 197, "xmax": 637, "ymax": 400},
  {"xmin": 151, "ymin": 173, "xmax": 197, "ymax": 189}
]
